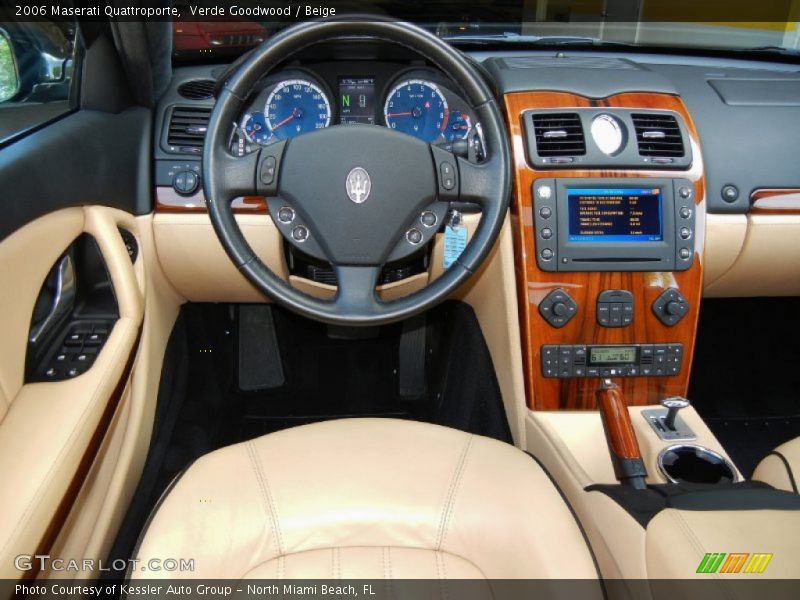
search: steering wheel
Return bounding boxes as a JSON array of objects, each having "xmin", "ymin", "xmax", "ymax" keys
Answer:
[{"xmin": 203, "ymin": 19, "xmax": 510, "ymax": 326}]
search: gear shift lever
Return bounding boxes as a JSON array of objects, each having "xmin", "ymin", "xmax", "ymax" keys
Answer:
[
  {"xmin": 662, "ymin": 396, "xmax": 690, "ymax": 431},
  {"xmin": 596, "ymin": 379, "xmax": 648, "ymax": 490}
]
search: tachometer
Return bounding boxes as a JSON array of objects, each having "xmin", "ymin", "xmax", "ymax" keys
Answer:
[
  {"xmin": 443, "ymin": 110, "xmax": 472, "ymax": 142},
  {"xmin": 265, "ymin": 78, "xmax": 331, "ymax": 141},
  {"xmin": 241, "ymin": 111, "xmax": 272, "ymax": 146},
  {"xmin": 383, "ymin": 79, "xmax": 448, "ymax": 142}
]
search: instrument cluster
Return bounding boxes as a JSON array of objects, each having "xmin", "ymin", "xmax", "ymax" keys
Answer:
[{"xmin": 232, "ymin": 66, "xmax": 478, "ymax": 156}]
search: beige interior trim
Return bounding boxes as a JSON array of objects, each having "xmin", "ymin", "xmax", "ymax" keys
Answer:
[
  {"xmin": 753, "ymin": 438, "xmax": 800, "ymax": 493},
  {"xmin": 0, "ymin": 207, "xmax": 145, "ymax": 580},
  {"xmin": 153, "ymin": 212, "xmax": 287, "ymax": 303},
  {"xmin": 133, "ymin": 419, "xmax": 601, "ymax": 581},
  {"xmin": 45, "ymin": 213, "xmax": 184, "ymax": 579},
  {"xmin": 528, "ymin": 407, "xmax": 740, "ymax": 488},
  {"xmin": 288, "ymin": 272, "xmax": 429, "ymax": 301},
  {"xmin": 647, "ymin": 508, "xmax": 800, "ymax": 579},
  {"xmin": 525, "ymin": 406, "xmax": 741, "ymax": 580},
  {"xmin": 703, "ymin": 213, "xmax": 747, "ymax": 289},
  {"xmin": 705, "ymin": 213, "xmax": 800, "ymax": 296},
  {"xmin": 0, "ymin": 208, "xmax": 85, "ymax": 404}
]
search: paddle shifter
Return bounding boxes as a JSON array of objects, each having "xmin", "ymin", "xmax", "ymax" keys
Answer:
[{"xmin": 596, "ymin": 379, "xmax": 648, "ymax": 489}]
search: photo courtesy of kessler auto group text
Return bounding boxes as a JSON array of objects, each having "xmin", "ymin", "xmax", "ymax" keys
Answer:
[{"xmin": 0, "ymin": 1, "xmax": 799, "ymax": 599}]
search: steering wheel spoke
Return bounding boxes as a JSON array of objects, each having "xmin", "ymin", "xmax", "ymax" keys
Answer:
[
  {"xmin": 431, "ymin": 144, "xmax": 494, "ymax": 208},
  {"xmin": 211, "ymin": 148, "xmax": 259, "ymax": 201},
  {"xmin": 455, "ymin": 156, "xmax": 495, "ymax": 207},
  {"xmin": 331, "ymin": 265, "xmax": 382, "ymax": 314}
]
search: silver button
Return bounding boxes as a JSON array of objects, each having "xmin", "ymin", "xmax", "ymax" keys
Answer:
[
  {"xmin": 406, "ymin": 228, "xmax": 423, "ymax": 245},
  {"xmin": 420, "ymin": 211, "xmax": 438, "ymax": 228},
  {"xmin": 277, "ymin": 206, "xmax": 295, "ymax": 224},
  {"xmin": 291, "ymin": 226, "xmax": 309, "ymax": 242},
  {"xmin": 538, "ymin": 185, "xmax": 552, "ymax": 200}
]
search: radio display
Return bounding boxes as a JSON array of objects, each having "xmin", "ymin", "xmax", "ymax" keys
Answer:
[
  {"xmin": 589, "ymin": 346, "xmax": 638, "ymax": 365},
  {"xmin": 339, "ymin": 77, "xmax": 376, "ymax": 125},
  {"xmin": 567, "ymin": 188, "xmax": 663, "ymax": 243}
]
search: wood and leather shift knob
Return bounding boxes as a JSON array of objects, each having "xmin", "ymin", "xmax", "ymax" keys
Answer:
[{"xmin": 596, "ymin": 379, "xmax": 648, "ymax": 489}]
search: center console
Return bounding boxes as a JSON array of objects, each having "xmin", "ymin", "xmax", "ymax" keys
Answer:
[{"xmin": 504, "ymin": 91, "xmax": 705, "ymax": 410}]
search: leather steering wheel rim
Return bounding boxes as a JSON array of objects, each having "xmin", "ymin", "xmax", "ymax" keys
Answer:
[{"xmin": 203, "ymin": 19, "xmax": 510, "ymax": 326}]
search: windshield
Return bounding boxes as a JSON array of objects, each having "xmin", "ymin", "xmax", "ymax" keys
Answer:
[{"xmin": 171, "ymin": 0, "xmax": 800, "ymax": 60}]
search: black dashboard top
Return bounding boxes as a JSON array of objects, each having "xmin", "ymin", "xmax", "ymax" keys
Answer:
[{"xmin": 157, "ymin": 43, "xmax": 800, "ymax": 214}]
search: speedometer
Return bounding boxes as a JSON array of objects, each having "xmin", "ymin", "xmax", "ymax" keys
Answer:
[
  {"xmin": 383, "ymin": 79, "xmax": 448, "ymax": 142},
  {"xmin": 265, "ymin": 79, "xmax": 332, "ymax": 141}
]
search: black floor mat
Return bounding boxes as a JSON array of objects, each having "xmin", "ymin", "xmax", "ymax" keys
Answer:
[
  {"xmin": 104, "ymin": 301, "xmax": 510, "ymax": 578},
  {"xmin": 689, "ymin": 298, "xmax": 800, "ymax": 476}
]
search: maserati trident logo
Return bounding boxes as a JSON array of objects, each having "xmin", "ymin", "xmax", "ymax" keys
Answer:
[{"xmin": 345, "ymin": 167, "xmax": 371, "ymax": 204}]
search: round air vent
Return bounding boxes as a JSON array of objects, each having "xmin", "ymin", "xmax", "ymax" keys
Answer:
[{"xmin": 177, "ymin": 80, "xmax": 216, "ymax": 100}]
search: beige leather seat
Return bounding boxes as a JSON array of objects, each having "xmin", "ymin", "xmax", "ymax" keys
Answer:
[
  {"xmin": 754, "ymin": 437, "xmax": 799, "ymax": 493},
  {"xmin": 133, "ymin": 419, "xmax": 600, "ymax": 581}
]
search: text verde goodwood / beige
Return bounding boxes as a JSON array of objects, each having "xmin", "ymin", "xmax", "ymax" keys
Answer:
[{"xmin": 17, "ymin": 4, "xmax": 337, "ymax": 19}]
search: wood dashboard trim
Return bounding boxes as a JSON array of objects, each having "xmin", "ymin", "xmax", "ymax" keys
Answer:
[
  {"xmin": 504, "ymin": 91, "xmax": 706, "ymax": 411},
  {"xmin": 156, "ymin": 187, "xmax": 267, "ymax": 213},
  {"xmin": 750, "ymin": 189, "xmax": 800, "ymax": 214}
]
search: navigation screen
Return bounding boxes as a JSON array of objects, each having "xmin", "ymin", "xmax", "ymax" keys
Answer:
[
  {"xmin": 567, "ymin": 188, "xmax": 663, "ymax": 243},
  {"xmin": 339, "ymin": 77, "xmax": 376, "ymax": 125}
]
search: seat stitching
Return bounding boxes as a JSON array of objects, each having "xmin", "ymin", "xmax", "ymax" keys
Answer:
[
  {"xmin": 384, "ymin": 546, "xmax": 393, "ymax": 600},
  {"xmin": 668, "ymin": 510, "xmax": 733, "ymax": 598},
  {"xmin": 246, "ymin": 441, "xmax": 284, "ymax": 559},
  {"xmin": 436, "ymin": 435, "xmax": 474, "ymax": 551},
  {"xmin": 237, "ymin": 545, "xmax": 491, "ymax": 581},
  {"xmin": 436, "ymin": 552, "xmax": 449, "ymax": 600}
]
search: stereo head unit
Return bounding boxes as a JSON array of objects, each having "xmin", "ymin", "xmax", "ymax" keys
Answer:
[{"xmin": 533, "ymin": 178, "xmax": 696, "ymax": 272}]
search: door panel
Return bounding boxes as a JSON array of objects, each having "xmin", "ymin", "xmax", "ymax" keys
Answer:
[{"xmin": 0, "ymin": 206, "xmax": 144, "ymax": 579}]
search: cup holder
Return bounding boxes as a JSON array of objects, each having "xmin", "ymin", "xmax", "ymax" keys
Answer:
[{"xmin": 657, "ymin": 445, "xmax": 737, "ymax": 484}]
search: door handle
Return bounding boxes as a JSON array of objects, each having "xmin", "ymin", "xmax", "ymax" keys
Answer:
[{"xmin": 29, "ymin": 254, "xmax": 76, "ymax": 345}]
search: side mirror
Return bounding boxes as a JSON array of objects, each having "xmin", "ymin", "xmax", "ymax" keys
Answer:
[{"xmin": 0, "ymin": 30, "xmax": 20, "ymax": 102}]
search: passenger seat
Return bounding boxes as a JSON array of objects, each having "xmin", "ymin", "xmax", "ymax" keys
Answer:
[{"xmin": 753, "ymin": 438, "xmax": 800, "ymax": 493}]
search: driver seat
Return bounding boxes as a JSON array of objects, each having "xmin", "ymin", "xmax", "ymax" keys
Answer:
[{"xmin": 131, "ymin": 419, "xmax": 599, "ymax": 580}]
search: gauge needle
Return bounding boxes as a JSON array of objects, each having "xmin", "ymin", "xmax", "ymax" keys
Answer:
[
  {"xmin": 385, "ymin": 112, "xmax": 413, "ymax": 118},
  {"xmin": 271, "ymin": 114, "xmax": 296, "ymax": 130}
]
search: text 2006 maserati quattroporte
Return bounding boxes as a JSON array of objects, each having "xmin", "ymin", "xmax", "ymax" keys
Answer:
[{"xmin": 1, "ymin": 1, "xmax": 799, "ymax": 599}]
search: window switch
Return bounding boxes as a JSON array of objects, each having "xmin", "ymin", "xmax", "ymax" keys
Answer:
[{"xmin": 64, "ymin": 333, "xmax": 83, "ymax": 347}]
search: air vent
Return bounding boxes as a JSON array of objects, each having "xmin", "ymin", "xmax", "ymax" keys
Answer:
[
  {"xmin": 631, "ymin": 113, "xmax": 685, "ymax": 157},
  {"xmin": 177, "ymin": 79, "xmax": 215, "ymax": 100},
  {"xmin": 167, "ymin": 106, "xmax": 212, "ymax": 153},
  {"xmin": 503, "ymin": 56, "xmax": 639, "ymax": 70},
  {"xmin": 531, "ymin": 113, "xmax": 586, "ymax": 157}
]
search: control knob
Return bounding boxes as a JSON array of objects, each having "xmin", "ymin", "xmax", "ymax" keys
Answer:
[{"xmin": 665, "ymin": 301, "xmax": 684, "ymax": 317}]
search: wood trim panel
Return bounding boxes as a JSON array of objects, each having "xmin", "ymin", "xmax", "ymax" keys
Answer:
[
  {"xmin": 596, "ymin": 382, "xmax": 643, "ymax": 460},
  {"xmin": 156, "ymin": 187, "xmax": 267, "ymax": 213},
  {"xmin": 750, "ymin": 189, "xmax": 800, "ymax": 214},
  {"xmin": 504, "ymin": 91, "xmax": 706, "ymax": 411}
]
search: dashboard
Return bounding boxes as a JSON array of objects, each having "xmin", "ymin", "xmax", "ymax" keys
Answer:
[
  {"xmin": 152, "ymin": 41, "xmax": 800, "ymax": 411},
  {"xmin": 229, "ymin": 62, "xmax": 480, "ymax": 156}
]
